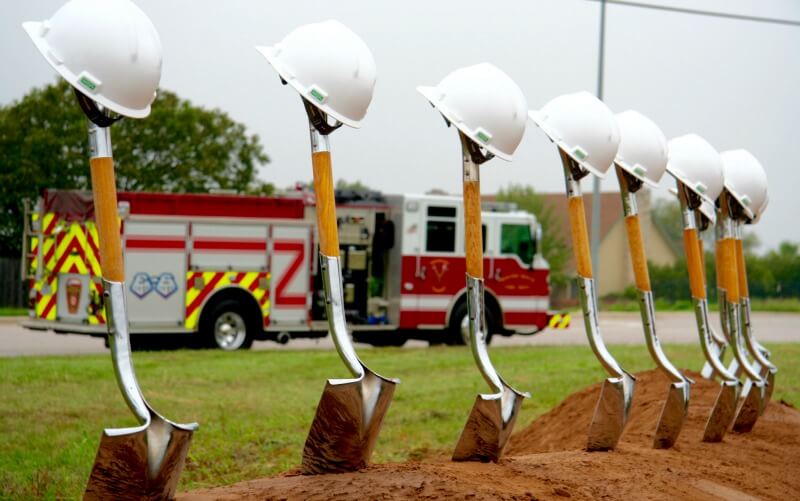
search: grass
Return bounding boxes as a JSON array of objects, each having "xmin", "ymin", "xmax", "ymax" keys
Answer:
[
  {"xmin": 1, "ymin": 344, "xmax": 798, "ymax": 499},
  {"xmin": 602, "ymin": 297, "xmax": 800, "ymax": 312},
  {"xmin": 0, "ymin": 307, "xmax": 27, "ymax": 317}
]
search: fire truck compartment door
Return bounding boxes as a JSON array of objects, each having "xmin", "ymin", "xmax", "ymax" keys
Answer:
[
  {"xmin": 124, "ymin": 221, "xmax": 188, "ymax": 328},
  {"xmin": 269, "ymin": 225, "xmax": 311, "ymax": 326}
]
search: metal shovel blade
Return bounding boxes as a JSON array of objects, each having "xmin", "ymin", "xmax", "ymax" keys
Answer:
[
  {"xmin": 653, "ymin": 381, "xmax": 690, "ymax": 449},
  {"xmin": 85, "ymin": 418, "xmax": 194, "ymax": 500},
  {"xmin": 733, "ymin": 381, "xmax": 766, "ymax": 433},
  {"xmin": 85, "ymin": 281, "xmax": 197, "ymax": 500},
  {"xmin": 453, "ymin": 381, "xmax": 525, "ymax": 462},
  {"xmin": 702, "ymin": 380, "xmax": 740, "ymax": 442},
  {"xmin": 302, "ymin": 371, "xmax": 396, "ymax": 474},
  {"xmin": 452, "ymin": 276, "xmax": 528, "ymax": 462},
  {"xmin": 587, "ymin": 372, "xmax": 635, "ymax": 451},
  {"xmin": 301, "ymin": 255, "xmax": 398, "ymax": 474}
]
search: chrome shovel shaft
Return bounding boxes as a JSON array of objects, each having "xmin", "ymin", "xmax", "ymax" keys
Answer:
[
  {"xmin": 302, "ymin": 118, "xmax": 397, "ymax": 474},
  {"xmin": 85, "ymin": 122, "xmax": 196, "ymax": 500},
  {"xmin": 452, "ymin": 133, "xmax": 527, "ymax": 462},
  {"xmin": 561, "ymin": 153, "xmax": 634, "ymax": 451},
  {"xmin": 677, "ymin": 185, "xmax": 740, "ymax": 442}
]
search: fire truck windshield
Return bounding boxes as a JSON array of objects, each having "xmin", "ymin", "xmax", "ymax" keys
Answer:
[{"xmin": 500, "ymin": 224, "xmax": 534, "ymax": 265}]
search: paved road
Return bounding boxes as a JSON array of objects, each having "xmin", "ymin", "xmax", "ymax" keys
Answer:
[{"xmin": 1, "ymin": 312, "xmax": 797, "ymax": 357}]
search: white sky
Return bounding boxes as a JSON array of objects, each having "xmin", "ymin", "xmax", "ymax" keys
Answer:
[{"xmin": 1, "ymin": 0, "xmax": 799, "ymax": 251}]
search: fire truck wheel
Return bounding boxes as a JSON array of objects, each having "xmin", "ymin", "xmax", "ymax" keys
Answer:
[
  {"xmin": 446, "ymin": 301, "xmax": 495, "ymax": 346},
  {"xmin": 202, "ymin": 300, "xmax": 255, "ymax": 351}
]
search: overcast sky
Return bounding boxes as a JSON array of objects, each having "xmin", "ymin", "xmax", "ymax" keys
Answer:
[{"xmin": 2, "ymin": 0, "xmax": 798, "ymax": 251}]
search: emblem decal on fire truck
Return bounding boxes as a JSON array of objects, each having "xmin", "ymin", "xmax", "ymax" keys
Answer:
[
  {"xmin": 130, "ymin": 272, "xmax": 154, "ymax": 299},
  {"xmin": 155, "ymin": 273, "xmax": 179, "ymax": 298},
  {"xmin": 129, "ymin": 272, "xmax": 179, "ymax": 299}
]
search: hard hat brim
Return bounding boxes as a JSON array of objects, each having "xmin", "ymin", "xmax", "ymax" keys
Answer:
[
  {"xmin": 256, "ymin": 45, "xmax": 363, "ymax": 129},
  {"xmin": 723, "ymin": 186, "xmax": 756, "ymax": 221},
  {"xmin": 417, "ymin": 85, "xmax": 513, "ymax": 162},
  {"xmin": 22, "ymin": 21, "xmax": 152, "ymax": 119},
  {"xmin": 614, "ymin": 160, "xmax": 661, "ymax": 189},
  {"xmin": 528, "ymin": 110, "xmax": 608, "ymax": 179},
  {"xmin": 665, "ymin": 165, "xmax": 717, "ymax": 206}
]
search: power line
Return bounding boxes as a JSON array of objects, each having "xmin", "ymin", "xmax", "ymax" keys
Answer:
[{"xmin": 590, "ymin": 0, "xmax": 800, "ymax": 27}]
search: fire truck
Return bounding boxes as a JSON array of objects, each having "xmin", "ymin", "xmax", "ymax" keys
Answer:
[{"xmin": 22, "ymin": 189, "xmax": 551, "ymax": 350}]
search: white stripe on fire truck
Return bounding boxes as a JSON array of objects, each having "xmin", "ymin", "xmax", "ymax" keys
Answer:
[
  {"xmin": 400, "ymin": 295, "xmax": 452, "ymax": 311},
  {"xmin": 497, "ymin": 296, "xmax": 549, "ymax": 312}
]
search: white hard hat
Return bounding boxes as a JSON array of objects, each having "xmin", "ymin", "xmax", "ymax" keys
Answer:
[
  {"xmin": 666, "ymin": 134, "xmax": 724, "ymax": 204},
  {"xmin": 23, "ymin": 0, "xmax": 162, "ymax": 119},
  {"xmin": 529, "ymin": 91, "xmax": 620, "ymax": 178},
  {"xmin": 614, "ymin": 110, "xmax": 668, "ymax": 188},
  {"xmin": 417, "ymin": 63, "xmax": 527, "ymax": 161},
  {"xmin": 720, "ymin": 150, "xmax": 768, "ymax": 222},
  {"xmin": 256, "ymin": 20, "xmax": 376, "ymax": 128}
]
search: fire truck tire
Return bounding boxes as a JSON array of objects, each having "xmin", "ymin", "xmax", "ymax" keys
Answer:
[
  {"xmin": 202, "ymin": 300, "xmax": 255, "ymax": 351},
  {"xmin": 446, "ymin": 301, "xmax": 495, "ymax": 346}
]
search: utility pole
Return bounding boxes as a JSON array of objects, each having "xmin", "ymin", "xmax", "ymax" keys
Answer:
[{"xmin": 591, "ymin": 0, "xmax": 607, "ymax": 284}]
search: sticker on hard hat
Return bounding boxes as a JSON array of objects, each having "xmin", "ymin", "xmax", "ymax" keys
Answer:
[
  {"xmin": 476, "ymin": 130, "xmax": 492, "ymax": 144},
  {"xmin": 572, "ymin": 147, "xmax": 588, "ymax": 160},
  {"xmin": 694, "ymin": 183, "xmax": 707, "ymax": 194},
  {"xmin": 309, "ymin": 87, "xmax": 328, "ymax": 104},
  {"xmin": 77, "ymin": 72, "xmax": 100, "ymax": 93},
  {"xmin": 633, "ymin": 165, "xmax": 646, "ymax": 177}
]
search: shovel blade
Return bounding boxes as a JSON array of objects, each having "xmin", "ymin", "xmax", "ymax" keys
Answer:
[
  {"xmin": 84, "ymin": 425, "xmax": 194, "ymax": 501},
  {"xmin": 702, "ymin": 381, "xmax": 739, "ymax": 442},
  {"xmin": 733, "ymin": 381, "xmax": 765, "ymax": 433},
  {"xmin": 587, "ymin": 374, "xmax": 635, "ymax": 451},
  {"xmin": 302, "ymin": 372, "xmax": 396, "ymax": 474},
  {"xmin": 452, "ymin": 390, "xmax": 525, "ymax": 463},
  {"xmin": 653, "ymin": 381, "xmax": 690, "ymax": 449}
]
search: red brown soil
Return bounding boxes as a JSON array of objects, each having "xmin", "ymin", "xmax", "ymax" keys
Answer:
[{"xmin": 180, "ymin": 370, "xmax": 800, "ymax": 500}]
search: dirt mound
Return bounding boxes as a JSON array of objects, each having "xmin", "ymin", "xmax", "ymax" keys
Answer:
[{"xmin": 180, "ymin": 370, "xmax": 800, "ymax": 500}]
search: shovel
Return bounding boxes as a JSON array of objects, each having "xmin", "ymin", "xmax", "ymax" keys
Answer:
[
  {"xmin": 716, "ymin": 193, "xmax": 766, "ymax": 433},
  {"xmin": 451, "ymin": 133, "xmax": 529, "ymax": 463},
  {"xmin": 734, "ymin": 224, "xmax": 777, "ymax": 411},
  {"xmin": 616, "ymin": 166, "xmax": 691, "ymax": 449},
  {"xmin": 301, "ymin": 102, "xmax": 398, "ymax": 474},
  {"xmin": 82, "ymin": 115, "xmax": 197, "ymax": 500},
  {"xmin": 676, "ymin": 185, "xmax": 740, "ymax": 442},
  {"xmin": 560, "ymin": 150, "xmax": 635, "ymax": 451}
]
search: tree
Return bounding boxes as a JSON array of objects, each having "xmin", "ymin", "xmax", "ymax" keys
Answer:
[
  {"xmin": 496, "ymin": 184, "xmax": 571, "ymax": 286},
  {"xmin": 336, "ymin": 179, "xmax": 370, "ymax": 191},
  {"xmin": 0, "ymin": 80, "xmax": 270, "ymax": 256}
]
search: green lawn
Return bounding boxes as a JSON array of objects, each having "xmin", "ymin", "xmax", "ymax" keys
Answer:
[
  {"xmin": 1, "ymin": 343, "xmax": 798, "ymax": 499},
  {"xmin": 0, "ymin": 307, "xmax": 27, "ymax": 317}
]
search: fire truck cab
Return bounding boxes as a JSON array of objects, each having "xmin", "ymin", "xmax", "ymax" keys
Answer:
[{"xmin": 23, "ymin": 189, "xmax": 550, "ymax": 349}]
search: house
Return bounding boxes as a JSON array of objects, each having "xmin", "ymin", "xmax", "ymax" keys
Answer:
[{"xmin": 538, "ymin": 190, "xmax": 679, "ymax": 302}]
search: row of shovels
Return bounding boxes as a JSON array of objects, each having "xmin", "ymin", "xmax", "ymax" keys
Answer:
[{"xmin": 23, "ymin": 3, "xmax": 775, "ymax": 498}]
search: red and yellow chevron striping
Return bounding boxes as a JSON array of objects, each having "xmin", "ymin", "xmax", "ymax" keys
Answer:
[{"xmin": 184, "ymin": 271, "xmax": 271, "ymax": 330}]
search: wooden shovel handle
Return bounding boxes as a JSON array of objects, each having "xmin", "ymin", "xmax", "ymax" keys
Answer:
[
  {"xmin": 567, "ymin": 196, "xmax": 593, "ymax": 279},
  {"xmin": 718, "ymin": 238, "xmax": 739, "ymax": 303},
  {"xmin": 682, "ymin": 228, "xmax": 706, "ymax": 300},
  {"xmin": 312, "ymin": 151, "xmax": 339, "ymax": 257},
  {"xmin": 464, "ymin": 179, "xmax": 483, "ymax": 278},
  {"xmin": 624, "ymin": 215, "xmax": 651, "ymax": 291},
  {"xmin": 735, "ymin": 239, "xmax": 749, "ymax": 299},
  {"xmin": 714, "ymin": 239, "xmax": 723, "ymax": 288},
  {"xmin": 89, "ymin": 157, "xmax": 124, "ymax": 282}
]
